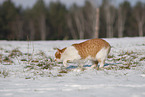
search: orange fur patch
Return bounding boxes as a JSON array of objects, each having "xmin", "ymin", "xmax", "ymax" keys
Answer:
[{"xmin": 72, "ymin": 38, "xmax": 110, "ymax": 59}]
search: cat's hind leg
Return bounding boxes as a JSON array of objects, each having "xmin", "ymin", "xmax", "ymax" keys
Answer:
[
  {"xmin": 91, "ymin": 61, "xmax": 98, "ymax": 68},
  {"xmin": 99, "ymin": 59, "xmax": 105, "ymax": 68}
]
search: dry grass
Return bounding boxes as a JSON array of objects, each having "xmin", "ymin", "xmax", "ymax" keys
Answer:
[{"xmin": 0, "ymin": 47, "xmax": 144, "ymax": 78}]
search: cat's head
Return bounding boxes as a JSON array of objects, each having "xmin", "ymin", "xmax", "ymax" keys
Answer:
[{"xmin": 55, "ymin": 48, "xmax": 66, "ymax": 61}]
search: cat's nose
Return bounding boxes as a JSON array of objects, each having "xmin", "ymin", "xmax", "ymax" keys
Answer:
[
  {"xmin": 55, "ymin": 58, "xmax": 59, "ymax": 62},
  {"xmin": 55, "ymin": 58, "xmax": 57, "ymax": 61}
]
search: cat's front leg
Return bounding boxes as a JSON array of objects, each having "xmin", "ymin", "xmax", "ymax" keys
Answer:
[{"xmin": 63, "ymin": 60, "xmax": 68, "ymax": 67}]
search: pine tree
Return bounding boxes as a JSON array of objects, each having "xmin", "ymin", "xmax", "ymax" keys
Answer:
[
  {"xmin": 1, "ymin": 0, "xmax": 18, "ymax": 40},
  {"xmin": 49, "ymin": 1, "xmax": 68, "ymax": 40},
  {"xmin": 134, "ymin": 2, "xmax": 145, "ymax": 37},
  {"xmin": 32, "ymin": 0, "xmax": 47, "ymax": 40}
]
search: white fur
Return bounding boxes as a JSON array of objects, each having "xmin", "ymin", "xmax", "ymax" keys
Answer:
[
  {"xmin": 95, "ymin": 47, "xmax": 110, "ymax": 68},
  {"xmin": 96, "ymin": 47, "xmax": 108, "ymax": 60},
  {"xmin": 60, "ymin": 46, "xmax": 109, "ymax": 68},
  {"xmin": 60, "ymin": 46, "xmax": 81, "ymax": 67}
]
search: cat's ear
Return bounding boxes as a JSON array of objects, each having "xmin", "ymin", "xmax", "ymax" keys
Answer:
[
  {"xmin": 53, "ymin": 47, "xmax": 63, "ymax": 54},
  {"xmin": 57, "ymin": 48, "xmax": 62, "ymax": 53},
  {"xmin": 53, "ymin": 47, "xmax": 61, "ymax": 51}
]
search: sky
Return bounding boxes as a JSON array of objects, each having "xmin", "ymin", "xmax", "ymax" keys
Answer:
[
  {"xmin": 0, "ymin": 0, "xmax": 85, "ymax": 8},
  {"xmin": 0, "ymin": 0, "xmax": 145, "ymax": 9}
]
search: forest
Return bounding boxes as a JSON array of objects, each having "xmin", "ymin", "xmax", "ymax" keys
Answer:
[{"xmin": 0, "ymin": 0, "xmax": 145, "ymax": 40}]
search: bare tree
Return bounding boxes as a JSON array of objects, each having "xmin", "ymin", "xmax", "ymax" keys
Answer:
[
  {"xmin": 15, "ymin": 16, "xmax": 24, "ymax": 40},
  {"xmin": 103, "ymin": 0, "xmax": 116, "ymax": 38},
  {"xmin": 67, "ymin": 14, "xmax": 78, "ymax": 39},
  {"xmin": 29, "ymin": 20, "xmax": 35, "ymax": 40},
  {"xmin": 9, "ymin": 16, "xmax": 23, "ymax": 40},
  {"xmin": 95, "ymin": 8, "xmax": 100, "ymax": 38},
  {"xmin": 74, "ymin": 10, "xmax": 85, "ymax": 39},
  {"xmin": 67, "ymin": 5, "xmax": 85, "ymax": 39},
  {"xmin": 88, "ymin": 0, "xmax": 100, "ymax": 38},
  {"xmin": 117, "ymin": 4, "xmax": 127, "ymax": 37},
  {"xmin": 134, "ymin": 2, "xmax": 145, "ymax": 37},
  {"xmin": 39, "ymin": 14, "xmax": 46, "ymax": 40},
  {"xmin": 67, "ymin": 1, "xmax": 98, "ymax": 39}
]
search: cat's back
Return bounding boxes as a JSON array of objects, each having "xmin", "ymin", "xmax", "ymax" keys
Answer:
[{"xmin": 72, "ymin": 38, "xmax": 110, "ymax": 59}]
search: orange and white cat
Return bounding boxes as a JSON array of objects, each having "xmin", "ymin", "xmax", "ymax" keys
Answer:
[{"xmin": 55, "ymin": 38, "xmax": 111, "ymax": 68}]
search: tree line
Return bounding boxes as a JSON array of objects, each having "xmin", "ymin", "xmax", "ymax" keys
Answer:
[{"xmin": 0, "ymin": 0, "xmax": 145, "ymax": 40}]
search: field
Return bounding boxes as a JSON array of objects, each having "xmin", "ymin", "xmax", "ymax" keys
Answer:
[{"xmin": 0, "ymin": 37, "xmax": 145, "ymax": 97}]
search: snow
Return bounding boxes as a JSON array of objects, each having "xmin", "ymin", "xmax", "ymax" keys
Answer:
[{"xmin": 0, "ymin": 37, "xmax": 145, "ymax": 97}]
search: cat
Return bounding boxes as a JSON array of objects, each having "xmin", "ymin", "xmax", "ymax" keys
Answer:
[{"xmin": 55, "ymin": 38, "xmax": 111, "ymax": 68}]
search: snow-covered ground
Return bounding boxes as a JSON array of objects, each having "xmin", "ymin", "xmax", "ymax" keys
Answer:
[{"xmin": 0, "ymin": 37, "xmax": 145, "ymax": 97}]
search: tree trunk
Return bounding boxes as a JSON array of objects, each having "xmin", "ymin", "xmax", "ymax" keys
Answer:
[
  {"xmin": 29, "ymin": 20, "xmax": 35, "ymax": 40},
  {"xmin": 134, "ymin": 3, "xmax": 145, "ymax": 37},
  {"xmin": 118, "ymin": 17, "xmax": 123, "ymax": 38},
  {"xmin": 74, "ymin": 11, "xmax": 84, "ymax": 39},
  {"xmin": 95, "ymin": 8, "xmax": 99, "ymax": 38},
  {"xmin": 138, "ymin": 21, "xmax": 143, "ymax": 36},
  {"xmin": 105, "ymin": 5, "xmax": 115, "ymax": 38},
  {"xmin": 117, "ymin": 6, "xmax": 127, "ymax": 38},
  {"xmin": 118, "ymin": 24, "xmax": 123, "ymax": 37},
  {"xmin": 67, "ymin": 17, "xmax": 78, "ymax": 39},
  {"xmin": 14, "ymin": 16, "xmax": 23, "ymax": 40},
  {"xmin": 39, "ymin": 14, "xmax": 46, "ymax": 40},
  {"xmin": 16, "ymin": 21, "xmax": 23, "ymax": 40},
  {"xmin": 67, "ymin": 16, "xmax": 78, "ymax": 39},
  {"xmin": 107, "ymin": 24, "xmax": 112, "ymax": 38}
]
